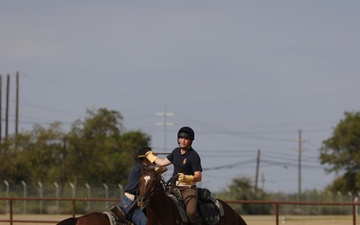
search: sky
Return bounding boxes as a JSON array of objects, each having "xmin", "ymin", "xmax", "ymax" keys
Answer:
[{"xmin": 1, "ymin": 1, "xmax": 359, "ymax": 194}]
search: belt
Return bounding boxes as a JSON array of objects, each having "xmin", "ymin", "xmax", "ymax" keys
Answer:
[{"xmin": 124, "ymin": 192, "xmax": 135, "ymax": 201}]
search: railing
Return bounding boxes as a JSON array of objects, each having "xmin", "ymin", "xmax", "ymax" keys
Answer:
[
  {"xmin": 1, "ymin": 197, "xmax": 360, "ymax": 225},
  {"xmin": 226, "ymin": 200, "xmax": 360, "ymax": 225},
  {"xmin": 0, "ymin": 197, "xmax": 119, "ymax": 225}
]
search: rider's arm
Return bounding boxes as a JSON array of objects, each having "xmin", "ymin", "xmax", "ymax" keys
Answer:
[
  {"xmin": 154, "ymin": 157, "xmax": 172, "ymax": 166},
  {"xmin": 192, "ymin": 171, "xmax": 202, "ymax": 182},
  {"xmin": 145, "ymin": 151, "xmax": 172, "ymax": 166}
]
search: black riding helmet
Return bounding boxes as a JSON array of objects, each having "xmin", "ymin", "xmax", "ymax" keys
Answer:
[{"xmin": 177, "ymin": 126, "xmax": 195, "ymax": 142}]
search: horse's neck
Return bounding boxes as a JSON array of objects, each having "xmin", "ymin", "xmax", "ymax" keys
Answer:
[
  {"xmin": 152, "ymin": 183, "xmax": 167, "ymax": 202},
  {"xmin": 147, "ymin": 184, "xmax": 178, "ymax": 224}
]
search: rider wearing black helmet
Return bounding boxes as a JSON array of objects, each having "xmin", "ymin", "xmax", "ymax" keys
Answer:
[
  {"xmin": 177, "ymin": 126, "xmax": 195, "ymax": 141},
  {"xmin": 145, "ymin": 126, "xmax": 203, "ymax": 225}
]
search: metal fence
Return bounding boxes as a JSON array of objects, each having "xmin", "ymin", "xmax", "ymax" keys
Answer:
[
  {"xmin": 1, "ymin": 182, "xmax": 124, "ymax": 214},
  {"xmin": 0, "ymin": 180, "xmax": 359, "ymax": 224},
  {"xmin": 1, "ymin": 182, "xmax": 360, "ymax": 216},
  {"xmin": 1, "ymin": 197, "xmax": 360, "ymax": 225}
]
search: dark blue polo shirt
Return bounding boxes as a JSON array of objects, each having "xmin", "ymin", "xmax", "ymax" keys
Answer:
[
  {"xmin": 124, "ymin": 163, "xmax": 142, "ymax": 195},
  {"xmin": 167, "ymin": 147, "xmax": 202, "ymax": 177}
]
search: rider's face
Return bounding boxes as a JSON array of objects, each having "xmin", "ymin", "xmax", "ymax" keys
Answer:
[
  {"xmin": 178, "ymin": 137, "xmax": 192, "ymax": 150},
  {"xmin": 141, "ymin": 157, "xmax": 151, "ymax": 165}
]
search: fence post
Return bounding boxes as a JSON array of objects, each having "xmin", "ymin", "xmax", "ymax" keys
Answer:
[
  {"xmin": 54, "ymin": 182, "xmax": 59, "ymax": 214},
  {"xmin": 85, "ymin": 183, "xmax": 91, "ymax": 211},
  {"xmin": 72, "ymin": 199, "xmax": 76, "ymax": 217},
  {"xmin": 9, "ymin": 199, "xmax": 13, "ymax": 225},
  {"xmin": 352, "ymin": 204, "xmax": 356, "ymax": 225},
  {"xmin": 118, "ymin": 184, "xmax": 124, "ymax": 198},
  {"xmin": 21, "ymin": 181, "xmax": 27, "ymax": 214},
  {"xmin": 69, "ymin": 182, "xmax": 75, "ymax": 198},
  {"xmin": 38, "ymin": 181, "xmax": 43, "ymax": 214},
  {"xmin": 275, "ymin": 202, "xmax": 279, "ymax": 225},
  {"xmin": 103, "ymin": 183, "xmax": 108, "ymax": 208},
  {"xmin": 349, "ymin": 192, "xmax": 353, "ymax": 214},
  {"xmin": 4, "ymin": 180, "xmax": 9, "ymax": 214}
]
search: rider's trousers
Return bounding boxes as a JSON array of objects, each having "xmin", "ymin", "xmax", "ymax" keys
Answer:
[{"xmin": 179, "ymin": 186, "xmax": 199, "ymax": 223}]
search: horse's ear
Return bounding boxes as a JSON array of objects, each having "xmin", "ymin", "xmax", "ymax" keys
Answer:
[
  {"xmin": 155, "ymin": 166, "xmax": 168, "ymax": 175},
  {"xmin": 141, "ymin": 164, "xmax": 157, "ymax": 174}
]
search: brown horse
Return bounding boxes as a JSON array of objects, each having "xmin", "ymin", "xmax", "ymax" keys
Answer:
[
  {"xmin": 56, "ymin": 205, "xmax": 133, "ymax": 225},
  {"xmin": 137, "ymin": 167, "xmax": 247, "ymax": 225},
  {"xmin": 57, "ymin": 212, "xmax": 110, "ymax": 225}
]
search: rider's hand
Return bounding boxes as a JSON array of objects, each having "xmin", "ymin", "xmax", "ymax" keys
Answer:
[
  {"xmin": 145, "ymin": 151, "xmax": 158, "ymax": 163},
  {"xmin": 178, "ymin": 173, "xmax": 194, "ymax": 184},
  {"xmin": 155, "ymin": 166, "xmax": 168, "ymax": 174}
]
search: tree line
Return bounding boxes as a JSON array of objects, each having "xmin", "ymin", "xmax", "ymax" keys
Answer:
[
  {"xmin": 1, "ymin": 108, "xmax": 360, "ymax": 199},
  {"xmin": 0, "ymin": 108, "xmax": 151, "ymax": 193}
]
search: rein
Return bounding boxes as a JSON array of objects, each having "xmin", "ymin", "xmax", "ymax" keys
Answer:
[
  {"xmin": 139, "ymin": 165, "xmax": 179, "ymax": 209},
  {"xmin": 138, "ymin": 171, "xmax": 166, "ymax": 209}
]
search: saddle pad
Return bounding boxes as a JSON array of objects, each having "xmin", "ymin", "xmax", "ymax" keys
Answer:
[
  {"xmin": 104, "ymin": 205, "xmax": 131, "ymax": 225},
  {"xmin": 209, "ymin": 197, "xmax": 224, "ymax": 216},
  {"xmin": 104, "ymin": 211, "xmax": 117, "ymax": 225},
  {"xmin": 168, "ymin": 194, "xmax": 189, "ymax": 222}
]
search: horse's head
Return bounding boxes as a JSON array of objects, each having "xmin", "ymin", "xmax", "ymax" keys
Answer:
[{"xmin": 137, "ymin": 165, "xmax": 162, "ymax": 208}]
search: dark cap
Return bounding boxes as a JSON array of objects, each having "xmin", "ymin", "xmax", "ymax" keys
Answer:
[{"xmin": 137, "ymin": 147, "xmax": 152, "ymax": 158}]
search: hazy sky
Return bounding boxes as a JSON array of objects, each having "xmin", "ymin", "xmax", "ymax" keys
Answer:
[{"xmin": 1, "ymin": 1, "xmax": 359, "ymax": 193}]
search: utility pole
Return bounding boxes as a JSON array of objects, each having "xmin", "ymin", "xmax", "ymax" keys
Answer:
[
  {"xmin": 254, "ymin": 149, "xmax": 261, "ymax": 198},
  {"xmin": 15, "ymin": 71, "xmax": 19, "ymax": 136},
  {"xmin": 155, "ymin": 105, "xmax": 173, "ymax": 152},
  {"xmin": 0, "ymin": 74, "xmax": 2, "ymax": 141},
  {"xmin": 5, "ymin": 74, "xmax": 9, "ymax": 139},
  {"xmin": 298, "ymin": 129, "xmax": 303, "ymax": 201}
]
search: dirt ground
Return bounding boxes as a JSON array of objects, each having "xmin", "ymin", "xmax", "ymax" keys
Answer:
[
  {"xmin": 0, "ymin": 214, "xmax": 358, "ymax": 225},
  {"xmin": 242, "ymin": 215, "xmax": 356, "ymax": 225}
]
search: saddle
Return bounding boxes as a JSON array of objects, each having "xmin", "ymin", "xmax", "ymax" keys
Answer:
[
  {"xmin": 103, "ymin": 205, "xmax": 133, "ymax": 225},
  {"xmin": 167, "ymin": 188, "xmax": 224, "ymax": 225}
]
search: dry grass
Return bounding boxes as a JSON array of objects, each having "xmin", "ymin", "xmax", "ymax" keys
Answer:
[{"xmin": 0, "ymin": 214, "xmax": 357, "ymax": 225}]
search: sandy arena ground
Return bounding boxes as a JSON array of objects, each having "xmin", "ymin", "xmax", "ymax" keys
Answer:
[{"xmin": 0, "ymin": 214, "xmax": 357, "ymax": 225}]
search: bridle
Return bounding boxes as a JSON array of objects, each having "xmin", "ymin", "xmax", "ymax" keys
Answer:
[
  {"xmin": 137, "ymin": 168, "xmax": 178, "ymax": 209},
  {"xmin": 138, "ymin": 167, "xmax": 162, "ymax": 209}
]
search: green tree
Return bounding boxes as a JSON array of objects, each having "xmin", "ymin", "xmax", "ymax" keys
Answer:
[
  {"xmin": 324, "ymin": 176, "xmax": 347, "ymax": 193},
  {"xmin": 21, "ymin": 122, "xmax": 65, "ymax": 185},
  {"xmin": 320, "ymin": 111, "xmax": 360, "ymax": 192},
  {"xmin": 0, "ymin": 107, "xmax": 151, "ymax": 190},
  {"xmin": 0, "ymin": 136, "xmax": 28, "ymax": 183},
  {"xmin": 65, "ymin": 108, "xmax": 151, "ymax": 187},
  {"xmin": 0, "ymin": 122, "xmax": 65, "ymax": 184},
  {"xmin": 218, "ymin": 176, "xmax": 271, "ymax": 214}
]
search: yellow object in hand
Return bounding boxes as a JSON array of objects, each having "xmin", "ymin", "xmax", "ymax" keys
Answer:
[
  {"xmin": 178, "ymin": 173, "xmax": 194, "ymax": 184},
  {"xmin": 145, "ymin": 151, "xmax": 158, "ymax": 163},
  {"xmin": 155, "ymin": 166, "xmax": 168, "ymax": 174}
]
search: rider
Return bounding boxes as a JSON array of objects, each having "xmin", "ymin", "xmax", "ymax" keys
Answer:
[
  {"xmin": 120, "ymin": 147, "xmax": 151, "ymax": 225},
  {"xmin": 145, "ymin": 126, "xmax": 203, "ymax": 225}
]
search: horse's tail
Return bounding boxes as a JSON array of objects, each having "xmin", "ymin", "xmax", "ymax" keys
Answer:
[{"xmin": 57, "ymin": 217, "xmax": 78, "ymax": 225}]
